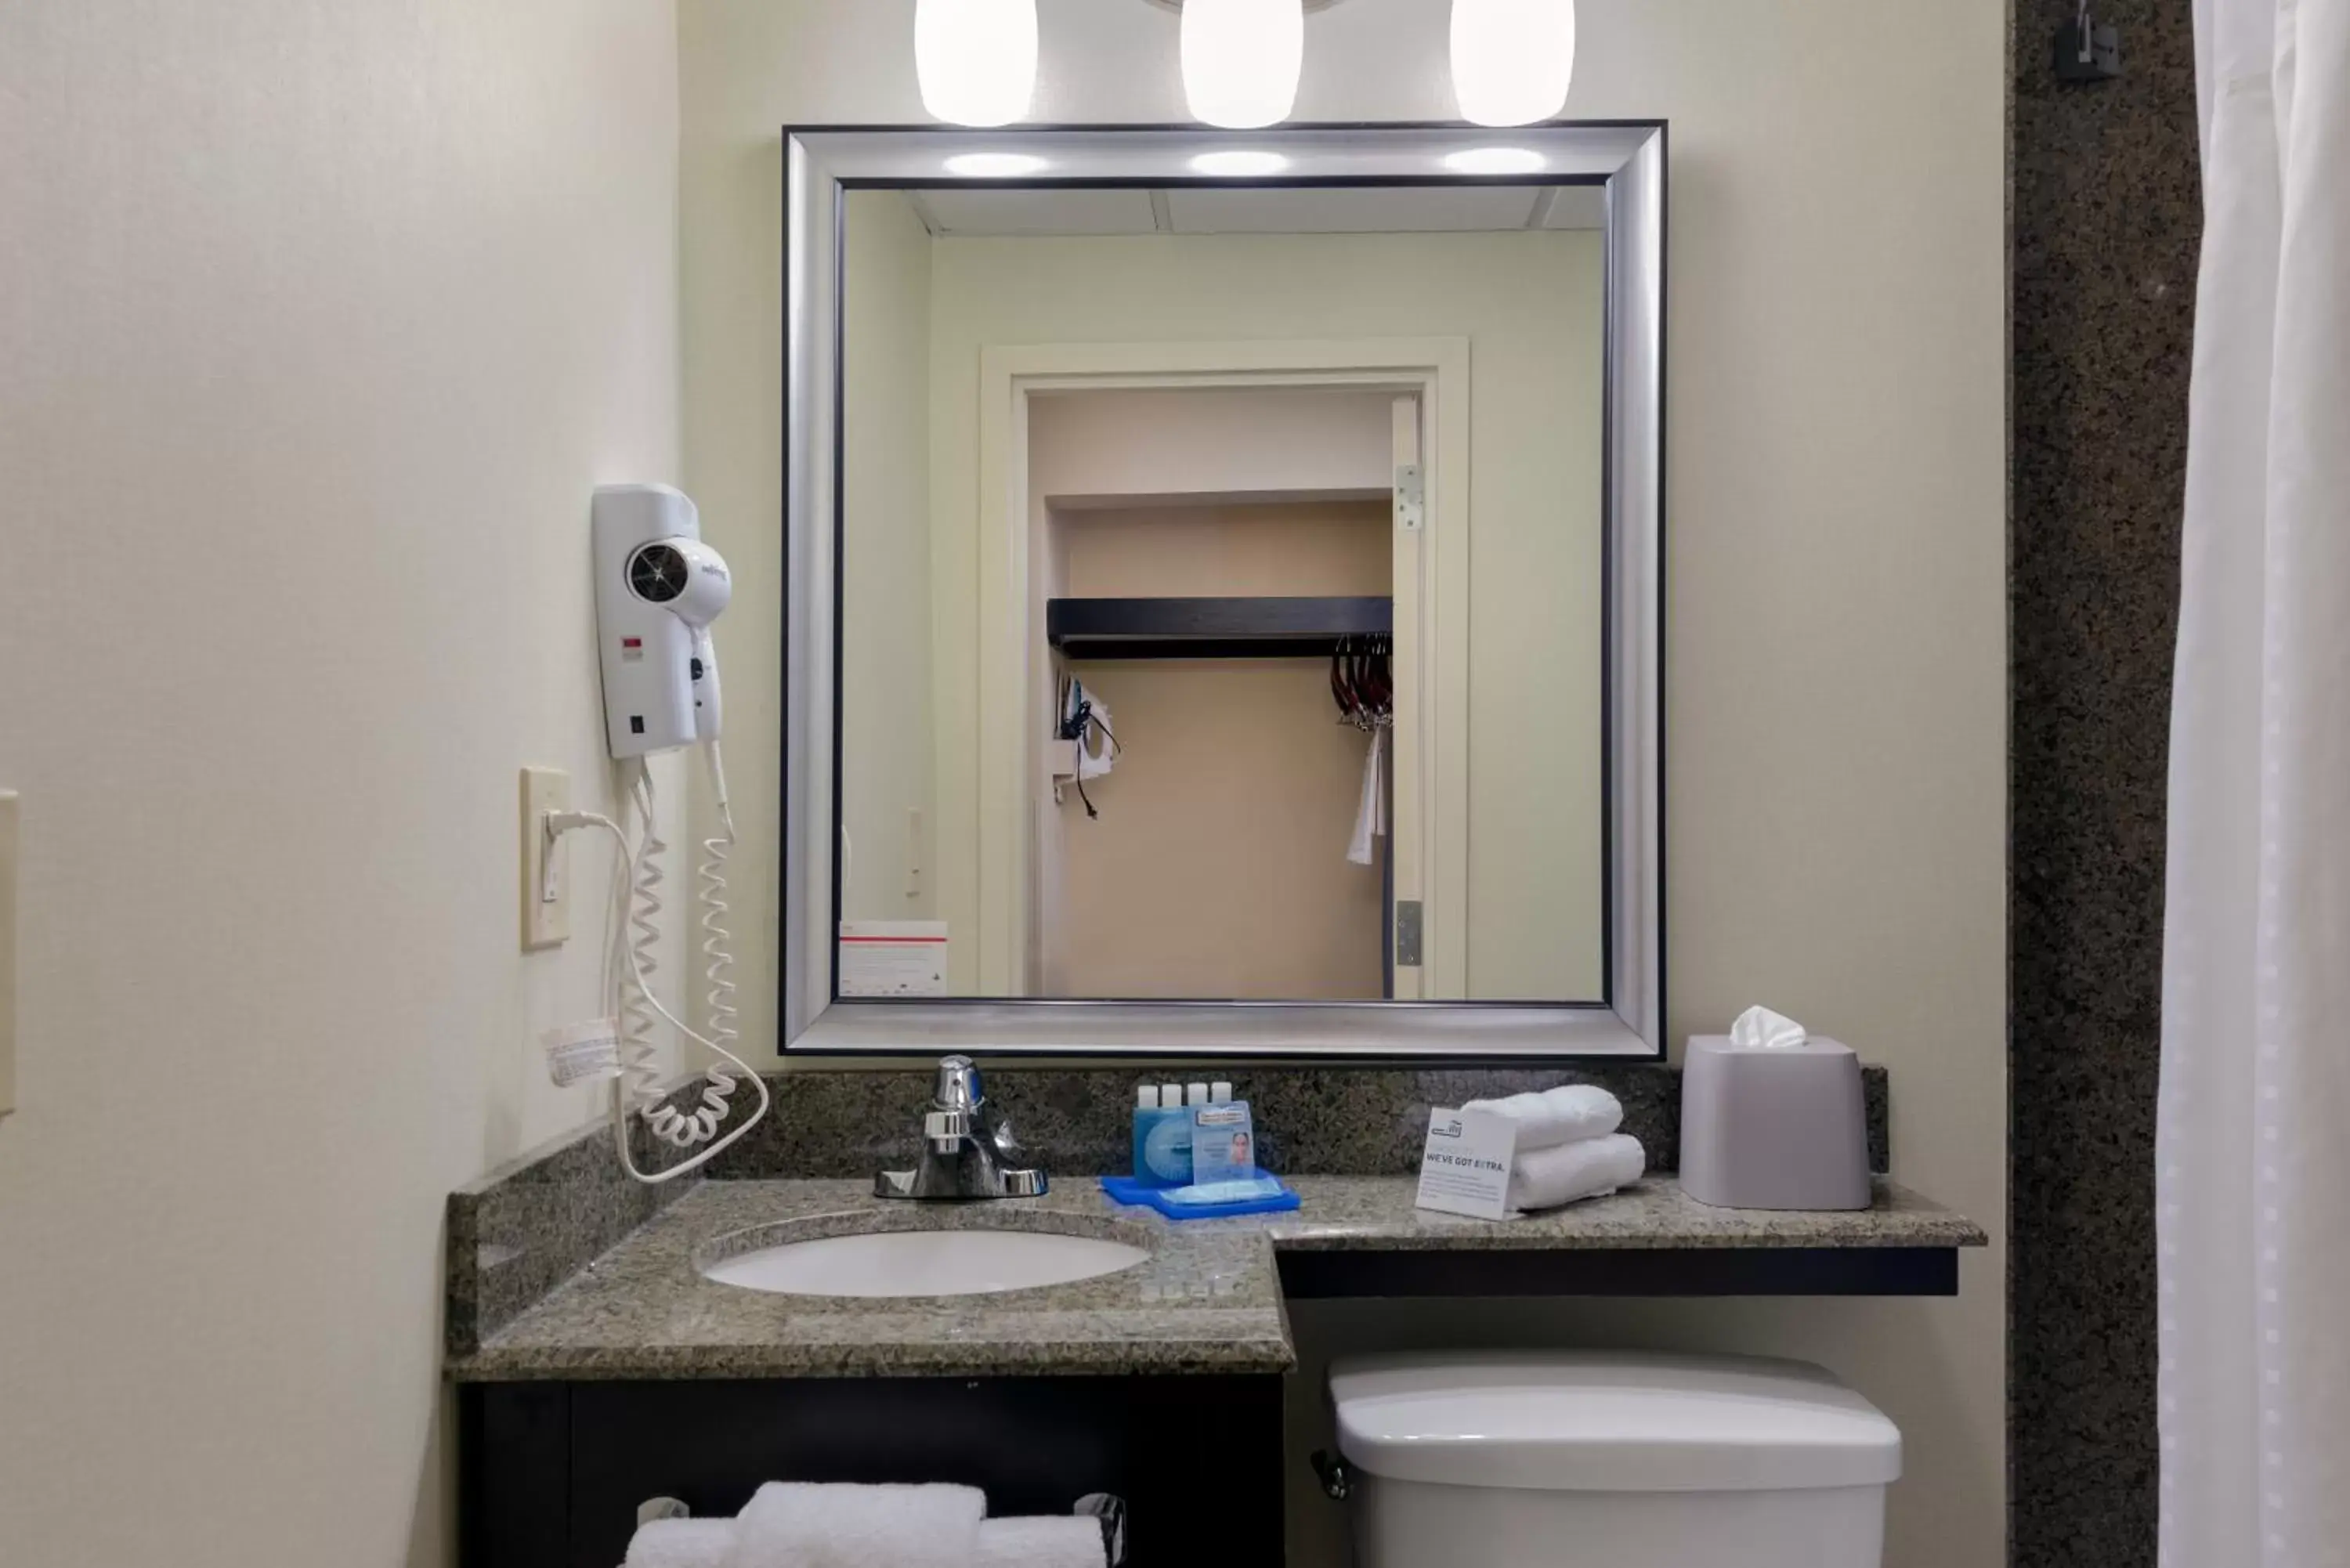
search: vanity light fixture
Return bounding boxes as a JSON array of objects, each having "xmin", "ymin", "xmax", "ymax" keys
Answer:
[
  {"xmin": 916, "ymin": 0, "xmax": 1039, "ymax": 127},
  {"xmin": 1449, "ymin": 0, "xmax": 1577, "ymax": 127},
  {"xmin": 1180, "ymin": 0, "xmax": 1305, "ymax": 129},
  {"xmin": 943, "ymin": 151, "xmax": 1050, "ymax": 177},
  {"xmin": 1189, "ymin": 149, "xmax": 1292, "ymax": 175},
  {"xmin": 913, "ymin": 0, "xmax": 1583, "ymax": 132},
  {"xmin": 1442, "ymin": 146, "xmax": 1547, "ymax": 175}
]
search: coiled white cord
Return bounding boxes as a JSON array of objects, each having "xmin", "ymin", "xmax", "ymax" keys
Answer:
[
  {"xmin": 696, "ymin": 771, "xmax": 740, "ymax": 1071},
  {"xmin": 562, "ymin": 747, "xmax": 767, "ymax": 1185}
]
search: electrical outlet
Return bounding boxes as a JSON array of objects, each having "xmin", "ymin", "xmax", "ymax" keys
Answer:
[
  {"xmin": 520, "ymin": 768, "xmax": 571, "ymax": 951},
  {"xmin": 2053, "ymin": 18, "xmax": 2122, "ymax": 81},
  {"xmin": 905, "ymin": 807, "xmax": 924, "ymax": 900},
  {"xmin": 1, "ymin": 791, "xmax": 17, "ymax": 1119}
]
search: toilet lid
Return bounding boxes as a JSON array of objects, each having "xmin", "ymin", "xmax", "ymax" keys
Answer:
[{"xmin": 1330, "ymin": 1351, "xmax": 1901, "ymax": 1493}]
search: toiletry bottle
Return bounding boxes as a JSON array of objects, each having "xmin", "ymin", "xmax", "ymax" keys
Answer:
[
  {"xmin": 1132, "ymin": 1085, "xmax": 1162, "ymax": 1181},
  {"xmin": 1154, "ymin": 1082, "xmax": 1211, "ymax": 1189},
  {"xmin": 1139, "ymin": 1082, "xmax": 1194, "ymax": 1187},
  {"xmin": 1211, "ymin": 1081, "xmax": 1233, "ymax": 1104}
]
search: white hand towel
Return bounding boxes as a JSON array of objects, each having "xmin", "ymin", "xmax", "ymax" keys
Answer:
[
  {"xmin": 1506, "ymin": 1133, "xmax": 1646, "ymax": 1213},
  {"xmin": 725, "ymin": 1481, "xmax": 985, "ymax": 1568},
  {"xmin": 1463, "ymin": 1084, "xmax": 1625, "ymax": 1154},
  {"xmin": 1348, "ymin": 727, "xmax": 1386, "ymax": 865},
  {"xmin": 978, "ymin": 1516, "xmax": 1106, "ymax": 1568},
  {"xmin": 624, "ymin": 1518, "xmax": 733, "ymax": 1568}
]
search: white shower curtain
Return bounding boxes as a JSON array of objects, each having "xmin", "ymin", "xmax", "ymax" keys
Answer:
[{"xmin": 2160, "ymin": 1, "xmax": 2350, "ymax": 1562}]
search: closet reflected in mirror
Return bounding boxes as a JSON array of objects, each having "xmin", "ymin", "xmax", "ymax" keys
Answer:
[{"xmin": 836, "ymin": 179, "xmax": 1606, "ymax": 1004}]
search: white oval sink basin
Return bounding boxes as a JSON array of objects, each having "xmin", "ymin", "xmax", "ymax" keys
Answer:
[{"xmin": 703, "ymin": 1228, "xmax": 1150, "ymax": 1299}]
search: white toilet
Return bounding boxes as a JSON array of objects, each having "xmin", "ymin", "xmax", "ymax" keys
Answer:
[{"xmin": 1330, "ymin": 1350, "xmax": 1901, "ymax": 1568}]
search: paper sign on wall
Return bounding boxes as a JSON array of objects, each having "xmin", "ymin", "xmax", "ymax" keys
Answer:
[
  {"xmin": 1413, "ymin": 1107, "xmax": 1519, "ymax": 1219},
  {"xmin": 838, "ymin": 920, "xmax": 949, "ymax": 997}
]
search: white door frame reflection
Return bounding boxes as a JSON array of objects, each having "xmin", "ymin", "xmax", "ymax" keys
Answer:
[{"xmin": 965, "ymin": 340, "xmax": 1470, "ymax": 1000}]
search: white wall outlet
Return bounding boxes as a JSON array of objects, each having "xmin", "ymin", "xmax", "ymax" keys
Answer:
[
  {"xmin": 520, "ymin": 768, "xmax": 571, "ymax": 951},
  {"xmin": 1, "ymin": 791, "xmax": 17, "ymax": 1118}
]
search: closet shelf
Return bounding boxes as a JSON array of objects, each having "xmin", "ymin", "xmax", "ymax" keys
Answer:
[{"xmin": 1047, "ymin": 596, "xmax": 1392, "ymax": 660}]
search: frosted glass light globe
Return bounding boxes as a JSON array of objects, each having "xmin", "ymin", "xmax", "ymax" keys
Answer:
[
  {"xmin": 916, "ymin": 0, "xmax": 1039, "ymax": 128},
  {"xmin": 1182, "ymin": 0, "xmax": 1305, "ymax": 130},
  {"xmin": 1450, "ymin": 0, "xmax": 1576, "ymax": 128}
]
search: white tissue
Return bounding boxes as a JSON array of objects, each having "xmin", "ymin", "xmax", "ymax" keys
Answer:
[{"xmin": 1728, "ymin": 1005, "xmax": 1808, "ymax": 1051}]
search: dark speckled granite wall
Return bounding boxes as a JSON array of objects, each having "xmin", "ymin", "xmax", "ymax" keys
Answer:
[
  {"xmin": 2012, "ymin": 2, "xmax": 2198, "ymax": 1563},
  {"xmin": 701, "ymin": 1063, "xmax": 1891, "ymax": 1183}
]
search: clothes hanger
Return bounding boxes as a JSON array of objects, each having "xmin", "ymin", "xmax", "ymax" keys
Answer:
[
  {"xmin": 1363, "ymin": 633, "xmax": 1392, "ymax": 719},
  {"xmin": 1331, "ymin": 634, "xmax": 1360, "ymax": 722}
]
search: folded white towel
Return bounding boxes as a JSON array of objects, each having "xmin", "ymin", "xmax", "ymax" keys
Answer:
[
  {"xmin": 725, "ymin": 1482, "xmax": 985, "ymax": 1568},
  {"xmin": 1463, "ymin": 1084, "xmax": 1625, "ymax": 1154},
  {"xmin": 624, "ymin": 1518, "xmax": 733, "ymax": 1568},
  {"xmin": 1348, "ymin": 727, "xmax": 1387, "ymax": 867},
  {"xmin": 978, "ymin": 1516, "xmax": 1106, "ymax": 1568},
  {"xmin": 1506, "ymin": 1133, "xmax": 1646, "ymax": 1213}
]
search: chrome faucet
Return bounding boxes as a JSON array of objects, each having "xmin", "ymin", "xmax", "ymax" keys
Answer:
[{"xmin": 873, "ymin": 1056, "xmax": 1049, "ymax": 1200}]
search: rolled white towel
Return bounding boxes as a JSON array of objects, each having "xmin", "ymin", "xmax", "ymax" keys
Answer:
[
  {"xmin": 624, "ymin": 1518, "xmax": 733, "ymax": 1568},
  {"xmin": 1463, "ymin": 1084, "xmax": 1624, "ymax": 1154},
  {"xmin": 978, "ymin": 1516, "xmax": 1107, "ymax": 1568},
  {"xmin": 725, "ymin": 1481, "xmax": 985, "ymax": 1568},
  {"xmin": 1506, "ymin": 1133, "xmax": 1646, "ymax": 1213}
]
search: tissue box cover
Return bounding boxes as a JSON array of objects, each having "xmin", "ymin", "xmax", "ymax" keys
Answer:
[{"xmin": 1679, "ymin": 1035, "xmax": 1871, "ymax": 1212}]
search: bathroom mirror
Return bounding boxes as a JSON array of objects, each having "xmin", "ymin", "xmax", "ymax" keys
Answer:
[{"xmin": 783, "ymin": 124, "xmax": 1663, "ymax": 1057}]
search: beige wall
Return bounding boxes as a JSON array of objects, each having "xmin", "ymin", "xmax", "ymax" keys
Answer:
[
  {"xmin": 1025, "ymin": 384, "xmax": 1399, "ymax": 504},
  {"xmin": 0, "ymin": 3, "xmax": 682, "ymax": 1566},
  {"xmin": 840, "ymin": 188, "xmax": 938, "ymax": 921},
  {"xmin": 683, "ymin": 4, "xmax": 2005, "ymax": 1567},
  {"xmin": 1056, "ymin": 501, "xmax": 1396, "ymax": 599},
  {"xmin": 1050, "ymin": 658, "xmax": 1389, "ymax": 999}
]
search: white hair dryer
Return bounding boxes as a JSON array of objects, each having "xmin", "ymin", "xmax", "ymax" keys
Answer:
[
  {"xmin": 583, "ymin": 483, "xmax": 767, "ymax": 1183},
  {"xmin": 593, "ymin": 484, "xmax": 729, "ymax": 756}
]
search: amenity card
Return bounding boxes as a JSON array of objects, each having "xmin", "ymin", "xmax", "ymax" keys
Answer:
[
  {"xmin": 1414, "ymin": 1107, "xmax": 1518, "ymax": 1219},
  {"xmin": 837, "ymin": 920, "xmax": 949, "ymax": 996},
  {"xmin": 1189, "ymin": 1100, "xmax": 1255, "ymax": 1186}
]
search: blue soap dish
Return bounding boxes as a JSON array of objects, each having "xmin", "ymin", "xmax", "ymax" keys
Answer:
[{"xmin": 1100, "ymin": 1171, "xmax": 1302, "ymax": 1220}]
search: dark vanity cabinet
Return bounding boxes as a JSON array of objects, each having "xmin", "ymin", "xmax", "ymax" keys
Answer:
[{"xmin": 459, "ymin": 1373, "xmax": 1285, "ymax": 1568}]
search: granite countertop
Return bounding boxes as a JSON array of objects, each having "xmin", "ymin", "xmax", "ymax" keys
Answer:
[{"xmin": 446, "ymin": 1175, "xmax": 1986, "ymax": 1383}]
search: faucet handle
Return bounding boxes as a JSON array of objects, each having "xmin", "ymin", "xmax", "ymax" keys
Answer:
[{"xmin": 932, "ymin": 1054, "xmax": 982, "ymax": 1111}]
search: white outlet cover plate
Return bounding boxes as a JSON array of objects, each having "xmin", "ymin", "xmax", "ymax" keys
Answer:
[{"xmin": 521, "ymin": 768, "xmax": 570, "ymax": 951}]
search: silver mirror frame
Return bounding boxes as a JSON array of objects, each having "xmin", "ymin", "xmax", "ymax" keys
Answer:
[{"xmin": 780, "ymin": 122, "xmax": 1665, "ymax": 1060}]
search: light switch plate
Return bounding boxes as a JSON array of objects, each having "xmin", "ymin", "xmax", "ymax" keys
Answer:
[
  {"xmin": 520, "ymin": 768, "xmax": 570, "ymax": 951},
  {"xmin": 1, "ymin": 791, "xmax": 17, "ymax": 1118}
]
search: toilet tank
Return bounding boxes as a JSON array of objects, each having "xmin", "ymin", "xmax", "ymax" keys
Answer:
[{"xmin": 1331, "ymin": 1351, "xmax": 1901, "ymax": 1568}]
